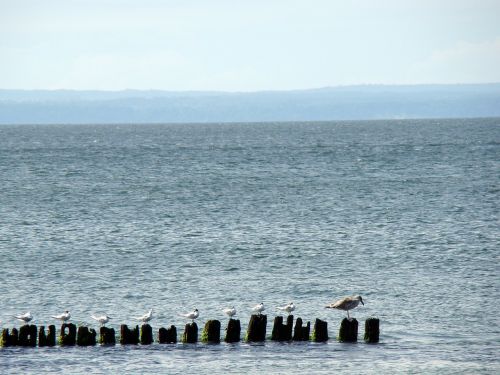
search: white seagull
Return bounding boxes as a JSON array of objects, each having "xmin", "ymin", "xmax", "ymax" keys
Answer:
[
  {"xmin": 134, "ymin": 309, "xmax": 153, "ymax": 323},
  {"xmin": 277, "ymin": 302, "xmax": 295, "ymax": 315},
  {"xmin": 91, "ymin": 314, "xmax": 112, "ymax": 326},
  {"xmin": 222, "ymin": 306, "xmax": 236, "ymax": 318},
  {"xmin": 52, "ymin": 310, "xmax": 71, "ymax": 322},
  {"xmin": 13, "ymin": 311, "xmax": 33, "ymax": 324},
  {"xmin": 180, "ymin": 309, "xmax": 199, "ymax": 322},
  {"xmin": 325, "ymin": 295, "xmax": 364, "ymax": 320},
  {"xmin": 252, "ymin": 302, "xmax": 265, "ymax": 315}
]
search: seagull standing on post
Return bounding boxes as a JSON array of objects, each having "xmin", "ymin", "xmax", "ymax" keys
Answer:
[
  {"xmin": 52, "ymin": 310, "xmax": 71, "ymax": 322},
  {"xmin": 325, "ymin": 295, "xmax": 364, "ymax": 320},
  {"xmin": 222, "ymin": 306, "xmax": 236, "ymax": 318},
  {"xmin": 134, "ymin": 309, "xmax": 153, "ymax": 324},
  {"xmin": 91, "ymin": 314, "xmax": 112, "ymax": 326},
  {"xmin": 252, "ymin": 303, "xmax": 265, "ymax": 315},
  {"xmin": 13, "ymin": 312, "xmax": 33, "ymax": 324},
  {"xmin": 277, "ymin": 302, "xmax": 295, "ymax": 315},
  {"xmin": 180, "ymin": 309, "xmax": 199, "ymax": 322}
]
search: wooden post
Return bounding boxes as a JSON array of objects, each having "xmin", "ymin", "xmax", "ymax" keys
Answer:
[
  {"xmin": 140, "ymin": 324, "xmax": 153, "ymax": 345},
  {"xmin": 271, "ymin": 315, "xmax": 293, "ymax": 341},
  {"xmin": 364, "ymin": 318, "xmax": 380, "ymax": 343},
  {"xmin": 38, "ymin": 326, "xmax": 48, "ymax": 347},
  {"xmin": 19, "ymin": 324, "xmax": 37, "ymax": 347},
  {"xmin": 1, "ymin": 328, "xmax": 19, "ymax": 347},
  {"xmin": 338, "ymin": 318, "xmax": 358, "ymax": 342},
  {"xmin": 99, "ymin": 327, "xmax": 116, "ymax": 345},
  {"xmin": 224, "ymin": 319, "xmax": 241, "ymax": 343},
  {"xmin": 60, "ymin": 323, "xmax": 77, "ymax": 346},
  {"xmin": 311, "ymin": 318, "xmax": 328, "ymax": 342},
  {"xmin": 120, "ymin": 325, "xmax": 139, "ymax": 345},
  {"xmin": 77, "ymin": 326, "xmax": 97, "ymax": 346},
  {"xmin": 39, "ymin": 325, "xmax": 56, "ymax": 347},
  {"xmin": 201, "ymin": 320, "xmax": 221, "ymax": 343},
  {"xmin": 246, "ymin": 314, "xmax": 267, "ymax": 342},
  {"xmin": 182, "ymin": 322, "xmax": 198, "ymax": 343},
  {"xmin": 158, "ymin": 326, "xmax": 177, "ymax": 344},
  {"xmin": 293, "ymin": 317, "xmax": 310, "ymax": 341}
]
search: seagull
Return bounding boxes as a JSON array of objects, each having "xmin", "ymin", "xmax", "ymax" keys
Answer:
[
  {"xmin": 13, "ymin": 311, "xmax": 33, "ymax": 324},
  {"xmin": 222, "ymin": 306, "xmax": 236, "ymax": 318},
  {"xmin": 277, "ymin": 302, "xmax": 295, "ymax": 315},
  {"xmin": 91, "ymin": 314, "xmax": 112, "ymax": 326},
  {"xmin": 52, "ymin": 310, "xmax": 71, "ymax": 322},
  {"xmin": 134, "ymin": 309, "xmax": 153, "ymax": 323},
  {"xmin": 252, "ymin": 303, "xmax": 265, "ymax": 315},
  {"xmin": 180, "ymin": 309, "xmax": 199, "ymax": 322},
  {"xmin": 325, "ymin": 295, "xmax": 364, "ymax": 320}
]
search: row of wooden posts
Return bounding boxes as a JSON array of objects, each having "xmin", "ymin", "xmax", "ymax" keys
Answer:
[{"xmin": 1, "ymin": 315, "xmax": 379, "ymax": 347}]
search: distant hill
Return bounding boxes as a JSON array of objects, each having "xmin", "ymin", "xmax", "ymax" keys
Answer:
[{"xmin": 1, "ymin": 84, "xmax": 500, "ymax": 124}]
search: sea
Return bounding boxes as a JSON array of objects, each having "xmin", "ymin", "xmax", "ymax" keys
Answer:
[{"xmin": 0, "ymin": 119, "xmax": 498, "ymax": 374}]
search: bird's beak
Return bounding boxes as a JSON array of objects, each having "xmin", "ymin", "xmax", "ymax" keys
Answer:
[{"xmin": 360, "ymin": 299, "xmax": 364, "ymax": 305}]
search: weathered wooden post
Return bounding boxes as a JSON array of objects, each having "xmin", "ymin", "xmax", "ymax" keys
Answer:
[
  {"xmin": 246, "ymin": 314, "xmax": 267, "ymax": 342},
  {"xmin": 158, "ymin": 325, "xmax": 177, "ymax": 344},
  {"xmin": 311, "ymin": 318, "xmax": 328, "ymax": 342},
  {"xmin": 293, "ymin": 317, "xmax": 310, "ymax": 341},
  {"xmin": 201, "ymin": 320, "xmax": 221, "ymax": 343},
  {"xmin": 120, "ymin": 325, "xmax": 139, "ymax": 345},
  {"xmin": 1, "ymin": 328, "xmax": 19, "ymax": 347},
  {"xmin": 338, "ymin": 318, "xmax": 358, "ymax": 342},
  {"xmin": 39, "ymin": 325, "xmax": 56, "ymax": 347},
  {"xmin": 77, "ymin": 326, "xmax": 97, "ymax": 346},
  {"xmin": 99, "ymin": 327, "xmax": 116, "ymax": 345},
  {"xmin": 271, "ymin": 315, "xmax": 293, "ymax": 341},
  {"xmin": 182, "ymin": 322, "xmax": 198, "ymax": 343},
  {"xmin": 19, "ymin": 324, "xmax": 37, "ymax": 347},
  {"xmin": 364, "ymin": 318, "xmax": 380, "ymax": 343},
  {"xmin": 140, "ymin": 324, "xmax": 153, "ymax": 345},
  {"xmin": 60, "ymin": 323, "xmax": 77, "ymax": 346},
  {"xmin": 224, "ymin": 319, "xmax": 241, "ymax": 343}
]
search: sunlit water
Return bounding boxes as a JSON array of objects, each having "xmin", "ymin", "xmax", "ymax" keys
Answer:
[{"xmin": 1, "ymin": 119, "xmax": 499, "ymax": 374}]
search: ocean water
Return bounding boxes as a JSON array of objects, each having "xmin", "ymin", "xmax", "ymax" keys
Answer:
[{"xmin": 0, "ymin": 119, "xmax": 498, "ymax": 374}]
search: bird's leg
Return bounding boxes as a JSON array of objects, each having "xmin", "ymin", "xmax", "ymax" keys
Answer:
[{"xmin": 347, "ymin": 310, "xmax": 350, "ymax": 320}]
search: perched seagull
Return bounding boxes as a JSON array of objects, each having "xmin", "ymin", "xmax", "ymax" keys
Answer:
[
  {"xmin": 222, "ymin": 306, "xmax": 237, "ymax": 318},
  {"xmin": 134, "ymin": 309, "xmax": 153, "ymax": 323},
  {"xmin": 252, "ymin": 303, "xmax": 265, "ymax": 315},
  {"xmin": 91, "ymin": 314, "xmax": 112, "ymax": 326},
  {"xmin": 325, "ymin": 295, "xmax": 364, "ymax": 320},
  {"xmin": 52, "ymin": 310, "xmax": 71, "ymax": 322},
  {"xmin": 180, "ymin": 309, "xmax": 199, "ymax": 322},
  {"xmin": 277, "ymin": 302, "xmax": 295, "ymax": 315},
  {"xmin": 13, "ymin": 311, "xmax": 33, "ymax": 324}
]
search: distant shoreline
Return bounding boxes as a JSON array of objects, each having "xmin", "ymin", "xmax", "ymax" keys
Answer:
[{"xmin": 1, "ymin": 84, "xmax": 500, "ymax": 124}]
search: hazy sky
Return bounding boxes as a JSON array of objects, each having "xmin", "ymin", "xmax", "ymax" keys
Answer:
[{"xmin": 1, "ymin": 0, "xmax": 499, "ymax": 91}]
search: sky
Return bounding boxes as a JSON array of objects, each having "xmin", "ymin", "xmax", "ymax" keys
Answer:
[{"xmin": 1, "ymin": 0, "xmax": 500, "ymax": 91}]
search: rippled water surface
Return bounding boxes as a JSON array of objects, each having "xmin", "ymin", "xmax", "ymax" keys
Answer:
[{"xmin": 0, "ymin": 119, "xmax": 499, "ymax": 374}]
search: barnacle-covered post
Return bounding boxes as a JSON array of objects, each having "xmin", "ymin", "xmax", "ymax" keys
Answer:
[
  {"xmin": 182, "ymin": 322, "xmax": 198, "ymax": 344},
  {"xmin": 158, "ymin": 325, "xmax": 177, "ymax": 344},
  {"xmin": 246, "ymin": 314, "xmax": 267, "ymax": 342},
  {"xmin": 364, "ymin": 318, "xmax": 379, "ymax": 343},
  {"xmin": 311, "ymin": 318, "xmax": 328, "ymax": 342},
  {"xmin": 338, "ymin": 318, "xmax": 358, "ymax": 342},
  {"xmin": 201, "ymin": 320, "xmax": 221, "ymax": 343},
  {"xmin": 224, "ymin": 319, "xmax": 241, "ymax": 343}
]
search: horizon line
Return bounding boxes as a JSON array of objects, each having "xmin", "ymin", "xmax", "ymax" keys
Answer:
[{"xmin": 2, "ymin": 82, "xmax": 500, "ymax": 95}]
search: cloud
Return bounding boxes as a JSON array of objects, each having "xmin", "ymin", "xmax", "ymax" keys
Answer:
[{"xmin": 407, "ymin": 37, "xmax": 500, "ymax": 84}]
